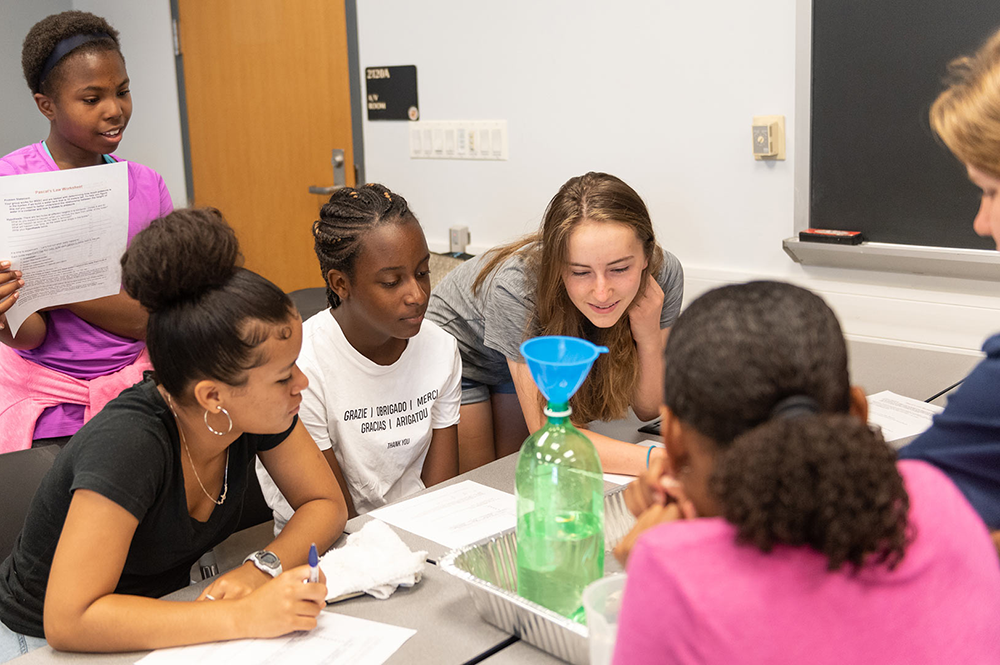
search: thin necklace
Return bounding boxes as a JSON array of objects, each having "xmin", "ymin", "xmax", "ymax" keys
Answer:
[{"xmin": 166, "ymin": 394, "xmax": 229, "ymax": 506}]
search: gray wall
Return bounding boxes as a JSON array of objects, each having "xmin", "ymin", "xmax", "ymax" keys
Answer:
[{"xmin": 0, "ymin": 0, "xmax": 72, "ymax": 153}]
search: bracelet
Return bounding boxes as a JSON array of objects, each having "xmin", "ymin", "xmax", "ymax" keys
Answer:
[{"xmin": 646, "ymin": 445, "xmax": 656, "ymax": 468}]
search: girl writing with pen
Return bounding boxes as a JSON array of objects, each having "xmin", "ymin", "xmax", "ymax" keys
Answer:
[{"xmin": 0, "ymin": 209, "xmax": 347, "ymax": 661}]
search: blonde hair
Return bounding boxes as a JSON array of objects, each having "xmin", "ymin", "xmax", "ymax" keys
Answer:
[
  {"xmin": 473, "ymin": 172, "xmax": 664, "ymax": 424},
  {"xmin": 930, "ymin": 28, "xmax": 1000, "ymax": 178}
]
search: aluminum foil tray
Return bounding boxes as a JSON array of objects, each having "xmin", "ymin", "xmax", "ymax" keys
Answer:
[{"xmin": 439, "ymin": 486, "xmax": 636, "ymax": 664}]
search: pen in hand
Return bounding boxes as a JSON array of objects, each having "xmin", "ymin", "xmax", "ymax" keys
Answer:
[{"xmin": 308, "ymin": 543, "xmax": 319, "ymax": 584}]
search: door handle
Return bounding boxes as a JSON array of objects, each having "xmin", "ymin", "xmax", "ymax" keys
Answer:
[
  {"xmin": 308, "ymin": 185, "xmax": 342, "ymax": 195},
  {"xmin": 308, "ymin": 148, "xmax": 347, "ymax": 196}
]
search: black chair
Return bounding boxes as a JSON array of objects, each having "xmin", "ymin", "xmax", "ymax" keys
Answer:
[
  {"xmin": 288, "ymin": 288, "xmax": 328, "ymax": 321},
  {"xmin": 0, "ymin": 445, "xmax": 60, "ymax": 561}
]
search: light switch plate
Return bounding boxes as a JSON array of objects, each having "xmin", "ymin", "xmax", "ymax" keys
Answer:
[{"xmin": 410, "ymin": 121, "xmax": 508, "ymax": 160}]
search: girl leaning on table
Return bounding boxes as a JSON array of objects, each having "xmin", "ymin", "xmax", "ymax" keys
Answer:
[
  {"xmin": 0, "ymin": 209, "xmax": 348, "ymax": 662},
  {"xmin": 612, "ymin": 281, "xmax": 1000, "ymax": 665},
  {"xmin": 426, "ymin": 172, "xmax": 684, "ymax": 474},
  {"xmin": 257, "ymin": 184, "xmax": 461, "ymax": 525},
  {"xmin": 896, "ymin": 27, "xmax": 1000, "ymax": 552}
]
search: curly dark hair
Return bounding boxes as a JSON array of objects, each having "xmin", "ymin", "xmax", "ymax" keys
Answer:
[
  {"xmin": 663, "ymin": 281, "xmax": 910, "ymax": 570},
  {"xmin": 121, "ymin": 208, "xmax": 295, "ymax": 401},
  {"xmin": 312, "ymin": 183, "xmax": 418, "ymax": 309},
  {"xmin": 22, "ymin": 11, "xmax": 122, "ymax": 95}
]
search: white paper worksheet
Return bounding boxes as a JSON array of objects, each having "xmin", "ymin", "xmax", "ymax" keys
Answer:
[
  {"xmin": 0, "ymin": 162, "xmax": 128, "ymax": 335},
  {"xmin": 603, "ymin": 473, "xmax": 636, "ymax": 486},
  {"xmin": 867, "ymin": 390, "xmax": 944, "ymax": 447},
  {"xmin": 368, "ymin": 480, "xmax": 516, "ymax": 550},
  {"xmin": 135, "ymin": 612, "xmax": 416, "ymax": 665}
]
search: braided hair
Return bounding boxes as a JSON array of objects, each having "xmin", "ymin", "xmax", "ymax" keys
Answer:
[
  {"xmin": 312, "ymin": 183, "xmax": 417, "ymax": 309},
  {"xmin": 22, "ymin": 11, "xmax": 122, "ymax": 96},
  {"xmin": 663, "ymin": 281, "xmax": 910, "ymax": 571}
]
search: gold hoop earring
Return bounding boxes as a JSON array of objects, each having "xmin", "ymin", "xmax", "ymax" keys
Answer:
[{"xmin": 204, "ymin": 407, "xmax": 233, "ymax": 436}]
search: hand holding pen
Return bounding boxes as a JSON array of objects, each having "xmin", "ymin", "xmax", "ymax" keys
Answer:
[{"xmin": 308, "ymin": 543, "xmax": 320, "ymax": 584}]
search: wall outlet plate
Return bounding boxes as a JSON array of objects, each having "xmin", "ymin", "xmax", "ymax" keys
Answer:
[{"xmin": 752, "ymin": 115, "xmax": 785, "ymax": 160}]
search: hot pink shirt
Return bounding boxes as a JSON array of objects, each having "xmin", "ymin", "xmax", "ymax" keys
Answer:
[
  {"xmin": 0, "ymin": 142, "xmax": 172, "ymax": 438},
  {"xmin": 613, "ymin": 460, "xmax": 1000, "ymax": 665}
]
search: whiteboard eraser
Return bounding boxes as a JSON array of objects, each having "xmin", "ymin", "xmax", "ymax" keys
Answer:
[{"xmin": 799, "ymin": 228, "xmax": 864, "ymax": 245}]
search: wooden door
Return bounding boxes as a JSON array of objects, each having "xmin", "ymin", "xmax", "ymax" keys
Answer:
[{"xmin": 176, "ymin": 0, "xmax": 356, "ymax": 292}]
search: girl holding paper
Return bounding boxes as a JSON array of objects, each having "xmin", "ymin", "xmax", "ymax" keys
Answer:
[
  {"xmin": 0, "ymin": 208, "xmax": 347, "ymax": 660},
  {"xmin": 0, "ymin": 11, "xmax": 172, "ymax": 451}
]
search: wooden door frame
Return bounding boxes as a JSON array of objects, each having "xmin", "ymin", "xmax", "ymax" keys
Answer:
[{"xmin": 168, "ymin": 0, "xmax": 366, "ymax": 207}]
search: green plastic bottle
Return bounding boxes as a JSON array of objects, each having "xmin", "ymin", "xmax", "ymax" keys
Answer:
[{"xmin": 515, "ymin": 336, "xmax": 607, "ymax": 622}]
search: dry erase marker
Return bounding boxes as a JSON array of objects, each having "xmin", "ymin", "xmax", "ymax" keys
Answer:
[{"xmin": 308, "ymin": 543, "xmax": 319, "ymax": 583}]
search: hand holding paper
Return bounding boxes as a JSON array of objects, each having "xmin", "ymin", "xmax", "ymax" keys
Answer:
[
  {"xmin": 0, "ymin": 162, "xmax": 129, "ymax": 336},
  {"xmin": 0, "ymin": 262, "xmax": 24, "ymax": 330}
]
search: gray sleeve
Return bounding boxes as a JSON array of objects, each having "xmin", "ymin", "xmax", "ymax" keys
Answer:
[
  {"xmin": 657, "ymin": 250, "xmax": 685, "ymax": 328},
  {"xmin": 481, "ymin": 259, "xmax": 536, "ymax": 363}
]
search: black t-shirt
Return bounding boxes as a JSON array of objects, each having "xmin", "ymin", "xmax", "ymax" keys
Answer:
[{"xmin": 0, "ymin": 377, "xmax": 294, "ymax": 637}]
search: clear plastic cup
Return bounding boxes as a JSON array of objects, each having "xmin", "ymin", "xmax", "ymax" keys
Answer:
[{"xmin": 583, "ymin": 574, "xmax": 627, "ymax": 665}]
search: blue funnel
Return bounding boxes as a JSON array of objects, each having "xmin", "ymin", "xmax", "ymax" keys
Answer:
[{"xmin": 520, "ymin": 336, "xmax": 609, "ymax": 405}]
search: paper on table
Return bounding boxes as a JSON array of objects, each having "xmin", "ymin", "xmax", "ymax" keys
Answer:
[
  {"xmin": 603, "ymin": 473, "xmax": 636, "ymax": 486},
  {"xmin": 867, "ymin": 390, "xmax": 943, "ymax": 447},
  {"xmin": 135, "ymin": 612, "xmax": 415, "ymax": 665},
  {"xmin": 368, "ymin": 480, "xmax": 515, "ymax": 550},
  {"xmin": 0, "ymin": 162, "xmax": 128, "ymax": 335}
]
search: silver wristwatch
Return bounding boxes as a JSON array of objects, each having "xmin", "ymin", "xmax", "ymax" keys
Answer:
[{"xmin": 243, "ymin": 550, "xmax": 282, "ymax": 577}]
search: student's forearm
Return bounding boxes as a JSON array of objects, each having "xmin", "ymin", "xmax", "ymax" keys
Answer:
[
  {"xmin": 631, "ymin": 337, "xmax": 664, "ymax": 422},
  {"xmin": 421, "ymin": 426, "xmax": 459, "ymax": 487},
  {"xmin": 579, "ymin": 428, "xmax": 665, "ymax": 476},
  {"xmin": 65, "ymin": 291, "xmax": 148, "ymax": 340},
  {"xmin": 269, "ymin": 497, "xmax": 346, "ymax": 563},
  {"xmin": 322, "ymin": 448, "xmax": 358, "ymax": 519},
  {"xmin": 421, "ymin": 460, "xmax": 456, "ymax": 487},
  {"xmin": 46, "ymin": 592, "xmax": 253, "ymax": 652},
  {"xmin": 0, "ymin": 311, "xmax": 47, "ymax": 349}
]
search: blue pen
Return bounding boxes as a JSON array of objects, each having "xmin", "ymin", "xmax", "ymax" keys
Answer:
[{"xmin": 308, "ymin": 543, "xmax": 319, "ymax": 583}]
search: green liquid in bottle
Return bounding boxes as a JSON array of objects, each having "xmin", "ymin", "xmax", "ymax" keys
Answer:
[{"xmin": 516, "ymin": 403, "xmax": 605, "ymax": 621}]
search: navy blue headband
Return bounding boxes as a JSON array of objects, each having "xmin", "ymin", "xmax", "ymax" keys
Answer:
[
  {"xmin": 770, "ymin": 395, "xmax": 821, "ymax": 420},
  {"xmin": 37, "ymin": 32, "xmax": 114, "ymax": 91}
]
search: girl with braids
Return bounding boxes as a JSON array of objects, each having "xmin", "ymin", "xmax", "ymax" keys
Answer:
[
  {"xmin": 427, "ymin": 172, "xmax": 684, "ymax": 473},
  {"xmin": 897, "ymin": 27, "xmax": 1000, "ymax": 552},
  {"xmin": 612, "ymin": 281, "xmax": 1000, "ymax": 665},
  {"xmin": 0, "ymin": 11, "xmax": 173, "ymax": 450},
  {"xmin": 257, "ymin": 184, "xmax": 460, "ymax": 524},
  {"xmin": 0, "ymin": 209, "xmax": 347, "ymax": 660}
]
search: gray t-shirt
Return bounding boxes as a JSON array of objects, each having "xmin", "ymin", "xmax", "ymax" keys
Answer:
[{"xmin": 426, "ymin": 246, "xmax": 684, "ymax": 386}]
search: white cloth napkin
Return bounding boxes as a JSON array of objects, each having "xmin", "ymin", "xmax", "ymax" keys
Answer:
[{"xmin": 319, "ymin": 519, "xmax": 428, "ymax": 601}]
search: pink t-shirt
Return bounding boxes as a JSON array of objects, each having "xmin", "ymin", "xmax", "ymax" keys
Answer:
[
  {"xmin": 0, "ymin": 142, "xmax": 172, "ymax": 438},
  {"xmin": 613, "ymin": 460, "xmax": 1000, "ymax": 665}
]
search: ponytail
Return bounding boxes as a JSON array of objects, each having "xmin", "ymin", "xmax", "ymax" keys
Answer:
[{"xmin": 710, "ymin": 414, "xmax": 910, "ymax": 571}]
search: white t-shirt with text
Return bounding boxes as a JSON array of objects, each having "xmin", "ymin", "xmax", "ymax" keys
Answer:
[{"xmin": 257, "ymin": 310, "xmax": 462, "ymax": 528}]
